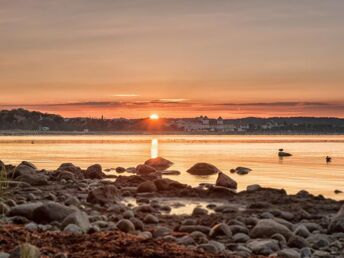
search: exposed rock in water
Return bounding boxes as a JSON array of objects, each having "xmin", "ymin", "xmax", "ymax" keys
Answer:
[
  {"xmin": 86, "ymin": 185, "xmax": 120, "ymax": 205},
  {"xmin": 215, "ymin": 172, "xmax": 237, "ymax": 189},
  {"xmin": 233, "ymin": 167, "xmax": 252, "ymax": 175},
  {"xmin": 84, "ymin": 164, "xmax": 105, "ymax": 179},
  {"xmin": 144, "ymin": 157, "xmax": 174, "ymax": 171},
  {"xmin": 187, "ymin": 163, "xmax": 221, "ymax": 176},
  {"xmin": 161, "ymin": 170, "xmax": 181, "ymax": 175},
  {"xmin": 115, "ymin": 167, "xmax": 126, "ymax": 173},
  {"xmin": 57, "ymin": 163, "xmax": 83, "ymax": 179}
]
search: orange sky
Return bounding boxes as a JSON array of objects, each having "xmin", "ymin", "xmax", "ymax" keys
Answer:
[{"xmin": 0, "ymin": 1, "xmax": 344, "ymax": 118}]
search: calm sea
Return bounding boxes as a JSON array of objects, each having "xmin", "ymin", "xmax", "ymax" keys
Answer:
[{"xmin": 0, "ymin": 135, "xmax": 343, "ymax": 199}]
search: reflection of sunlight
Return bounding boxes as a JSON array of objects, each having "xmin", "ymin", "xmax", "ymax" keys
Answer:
[{"xmin": 151, "ymin": 138, "xmax": 158, "ymax": 158}]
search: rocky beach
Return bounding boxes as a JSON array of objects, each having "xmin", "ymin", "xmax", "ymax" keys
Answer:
[{"xmin": 0, "ymin": 158, "xmax": 344, "ymax": 258}]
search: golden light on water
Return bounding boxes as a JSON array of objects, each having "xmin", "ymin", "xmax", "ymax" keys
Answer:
[
  {"xmin": 151, "ymin": 138, "xmax": 158, "ymax": 158},
  {"xmin": 149, "ymin": 113, "xmax": 159, "ymax": 120}
]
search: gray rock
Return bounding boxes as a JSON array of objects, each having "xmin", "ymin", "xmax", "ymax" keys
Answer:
[
  {"xmin": 61, "ymin": 210, "xmax": 90, "ymax": 232},
  {"xmin": 25, "ymin": 222, "xmax": 38, "ymax": 231},
  {"xmin": 306, "ymin": 234, "xmax": 330, "ymax": 249},
  {"xmin": 32, "ymin": 201, "xmax": 76, "ymax": 224},
  {"xmin": 143, "ymin": 214, "xmax": 159, "ymax": 224},
  {"xmin": 288, "ymin": 234, "xmax": 309, "ymax": 249},
  {"xmin": 130, "ymin": 217, "xmax": 144, "ymax": 231},
  {"xmin": 311, "ymin": 250, "xmax": 331, "ymax": 258},
  {"xmin": 233, "ymin": 233, "xmax": 250, "ymax": 243},
  {"xmin": 187, "ymin": 163, "xmax": 221, "ymax": 175},
  {"xmin": 7, "ymin": 202, "xmax": 43, "ymax": 220},
  {"xmin": 63, "ymin": 224, "xmax": 83, "ymax": 234},
  {"xmin": 247, "ymin": 239, "xmax": 280, "ymax": 256},
  {"xmin": 190, "ymin": 231, "xmax": 208, "ymax": 244},
  {"xmin": 179, "ymin": 225, "xmax": 211, "ymax": 234},
  {"xmin": 65, "ymin": 196, "xmax": 80, "ymax": 206},
  {"xmin": 123, "ymin": 210, "xmax": 134, "ymax": 219},
  {"xmin": 328, "ymin": 204, "xmax": 344, "ymax": 233},
  {"xmin": 87, "ymin": 185, "xmax": 119, "ymax": 205},
  {"xmin": 209, "ymin": 223, "xmax": 232, "ymax": 238},
  {"xmin": 12, "ymin": 163, "xmax": 36, "ymax": 178},
  {"xmin": 153, "ymin": 227, "xmax": 172, "ymax": 238},
  {"xmin": 215, "ymin": 172, "xmax": 237, "ymax": 189},
  {"xmin": 137, "ymin": 231, "xmax": 152, "ymax": 240},
  {"xmin": 250, "ymin": 219, "xmax": 292, "ymax": 239},
  {"xmin": 15, "ymin": 174, "xmax": 48, "ymax": 186},
  {"xmin": 198, "ymin": 240, "xmax": 225, "ymax": 253},
  {"xmin": 300, "ymin": 247, "xmax": 312, "ymax": 258},
  {"xmin": 294, "ymin": 224, "xmax": 311, "ymax": 238},
  {"xmin": 278, "ymin": 248, "xmax": 301, "ymax": 258},
  {"xmin": 117, "ymin": 219, "xmax": 135, "ymax": 233}
]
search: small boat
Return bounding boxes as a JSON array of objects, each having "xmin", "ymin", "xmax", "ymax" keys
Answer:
[{"xmin": 326, "ymin": 156, "xmax": 332, "ymax": 163}]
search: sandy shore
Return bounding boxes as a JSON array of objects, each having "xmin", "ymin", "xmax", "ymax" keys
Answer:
[{"xmin": 1, "ymin": 160, "xmax": 344, "ymax": 257}]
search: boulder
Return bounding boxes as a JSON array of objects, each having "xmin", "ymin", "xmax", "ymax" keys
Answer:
[
  {"xmin": 61, "ymin": 210, "xmax": 91, "ymax": 232},
  {"xmin": 84, "ymin": 164, "xmax": 105, "ymax": 179},
  {"xmin": 246, "ymin": 184, "xmax": 262, "ymax": 192},
  {"xmin": 215, "ymin": 172, "xmax": 237, "ymax": 189},
  {"xmin": 209, "ymin": 223, "xmax": 232, "ymax": 238},
  {"xmin": 15, "ymin": 174, "xmax": 48, "ymax": 186},
  {"xmin": 12, "ymin": 163, "xmax": 36, "ymax": 178},
  {"xmin": 187, "ymin": 163, "xmax": 220, "ymax": 175},
  {"xmin": 63, "ymin": 224, "xmax": 83, "ymax": 234},
  {"xmin": 32, "ymin": 202, "xmax": 76, "ymax": 224},
  {"xmin": 250, "ymin": 219, "xmax": 292, "ymax": 239},
  {"xmin": 137, "ymin": 181, "xmax": 157, "ymax": 193},
  {"xmin": 116, "ymin": 219, "xmax": 135, "ymax": 233},
  {"xmin": 57, "ymin": 163, "xmax": 83, "ymax": 178},
  {"xmin": 198, "ymin": 240, "xmax": 225, "ymax": 253},
  {"xmin": 161, "ymin": 170, "xmax": 181, "ymax": 175},
  {"xmin": 87, "ymin": 185, "xmax": 119, "ymax": 205},
  {"xmin": 277, "ymin": 248, "xmax": 300, "ymax": 258},
  {"xmin": 144, "ymin": 157, "xmax": 173, "ymax": 171},
  {"xmin": 192, "ymin": 207, "xmax": 208, "ymax": 216},
  {"xmin": 56, "ymin": 171, "xmax": 75, "ymax": 181},
  {"xmin": 328, "ymin": 204, "xmax": 344, "ymax": 233},
  {"xmin": 143, "ymin": 214, "xmax": 159, "ymax": 224},
  {"xmin": 7, "ymin": 202, "xmax": 43, "ymax": 220},
  {"xmin": 247, "ymin": 239, "xmax": 280, "ymax": 256}
]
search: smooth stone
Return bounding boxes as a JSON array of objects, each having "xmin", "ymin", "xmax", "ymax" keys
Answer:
[
  {"xmin": 178, "ymin": 225, "xmax": 211, "ymax": 234},
  {"xmin": 198, "ymin": 240, "xmax": 225, "ymax": 253},
  {"xmin": 122, "ymin": 210, "xmax": 134, "ymax": 219},
  {"xmin": 32, "ymin": 202, "xmax": 76, "ymax": 224},
  {"xmin": 288, "ymin": 235, "xmax": 309, "ymax": 249},
  {"xmin": 153, "ymin": 227, "xmax": 172, "ymax": 238},
  {"xmin": 63, "ymin": 224, "xmax": 83, "ymax": 234},
  {"xmin": 84, "ymin": 164, "xmax": 105, "ymax": 179},
  {"xmin": 294, "ymin": 224, "xmax": 311, "ymax": 238},
  {"xmin": 250, "ymin": 219, "xmax": 292, "ymax": 240},
  {"xmin": 277, "ymin": 248, "xmax": 301, "ymax": 258},
  {"xmin": 61, "ymin": 210, "xmax": 90, "ymax": 232},
  {"xmin": 86, "ymin": 185, "xmax": 119, "ymax": 205},
  {"xmin": 247, "ymin": 239, "xmax": 280, "ymax": 256},
  {"xmin": 234, "ymin": 166, "xmax": 252, "ymax": 175},
  {"xmin": 15, "ymin": 174, "xmax": 48, "ymax": 186},
  {"xmin": 9, "ymin": 243, "xmax": 40, "ymax": 258},
  {"xmin": 246, "ymin": 184, "xmax": 262, "ymax": 192},
  {"xmin": 7, "ymin": 202, "xmax": 43, "ymax": 220},
  {"xmin": 116, "ymin": 219, "xmax": 135, "ymax": 233},
  {"xmin": 25, "ymin": 222, "xmax": 38, "ymax": 231},
  {"xmin": 143, "ymin": 214, "xmax": 159, "ymax": 224},
  {"xmin": 115, "ymin": 167, "xmax": 126, "ymax": 173},
  {"xmin": 130, "ymin": 217, "xmax": 144, "ymax": 231},
  {"xmin": 233, "ymin": 233, "xmax": 250, "ymax": 243},
  {"xmin": 209, "ymin": 223, "xmax": 232, "ymax": 238}
]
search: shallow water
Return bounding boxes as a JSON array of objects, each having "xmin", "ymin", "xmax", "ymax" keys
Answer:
[{"xmin": 0, "ymin": 135, "xmax": 344, "ymax": 199}]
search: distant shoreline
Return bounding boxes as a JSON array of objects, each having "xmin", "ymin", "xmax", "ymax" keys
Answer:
[{"xmin": 0, "ymin": 130, "xmax": 344, "ymax": 136}]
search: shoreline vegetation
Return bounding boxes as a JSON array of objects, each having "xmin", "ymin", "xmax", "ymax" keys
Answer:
[{"xmin": 0, "ymin": 158, "xmax": 344, "ymax": 257}]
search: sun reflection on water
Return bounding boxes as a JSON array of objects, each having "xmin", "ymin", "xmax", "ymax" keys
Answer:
[{"xmin": 151, "ymin": 138, "xmax": 158, "ymax": 158}]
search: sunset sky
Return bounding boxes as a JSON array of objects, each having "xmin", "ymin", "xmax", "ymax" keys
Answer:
[{"xmin": 1, "ymin": 0, "xmax": 344, "ymax": 118}]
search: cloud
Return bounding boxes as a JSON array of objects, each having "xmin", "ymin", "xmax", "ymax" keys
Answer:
[{"xmin": 113, "ymin": 94, "xmax": 138, "ymax": 97}]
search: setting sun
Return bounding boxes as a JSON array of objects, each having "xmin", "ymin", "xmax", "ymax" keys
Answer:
[{"xmin": 149, "ymin": 113, "xmax": 159, "ymax": 120}]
